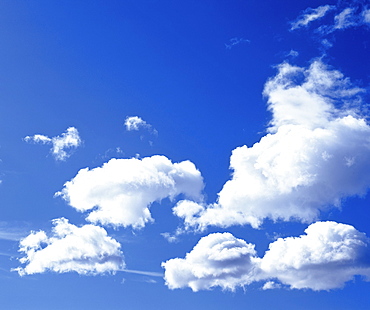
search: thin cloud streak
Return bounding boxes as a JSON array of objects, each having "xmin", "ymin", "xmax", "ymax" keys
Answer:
[{"xmin": 121, "ymin": 269, "xmax": 164, "ymax": 277}]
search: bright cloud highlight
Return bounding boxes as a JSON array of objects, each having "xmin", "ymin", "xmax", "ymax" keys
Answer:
[
  {"xmin": 163, "ymin": 221, "xmax": 370, "ymax": 291},
  {"xmin": 56, "ymin": 155, "xmax": 204, "ymax": 228},
  {"xmin": 14, "ymin": 218, "xmax": 124, "ymax": 276},
  {"xmin": 24, "ymin": 127, "xmax": 82, "ymax": 161},
  {"xmin": 174, "ymin": 60, "xmax": 370, "ymax": 230}
]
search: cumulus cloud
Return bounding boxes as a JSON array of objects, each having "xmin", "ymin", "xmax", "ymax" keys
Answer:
[
  {"xmin": 290, "ymin": 5, "xmax": 334, "ymax": 30},
  {"xmin": 14, "ymin": 218, "xmax": 124, "ymax": 276},
  {"xmin": 56, "ymin": 155, "xmax": 204, "ymax": 228},
  {"xmin": 162, "ymin": 222, "xmax": 370, "ymax": 291},
  {"xmin": 174, "ymin": 60, "xmax": 370, "ymax": 230},
  {"xmin": 24, "ymin": 127, "xmax": 82, "ymax": 161},
  {"xmin": 260, "ymin": 221, "xmax": 370, "ymax": 290},
  {"xmin": 162, "ymin": 232, "xmax": 259, "ymax": 291}
]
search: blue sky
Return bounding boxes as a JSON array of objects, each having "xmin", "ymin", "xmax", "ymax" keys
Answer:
[{"xmin": 1, "ymin": 0, "xmax": 370, "ymax": 309}]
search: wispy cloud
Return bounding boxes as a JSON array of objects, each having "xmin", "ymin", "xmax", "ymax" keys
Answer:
[
  {"xmin": 24, "ymin": 127, "xmax": 82, "ymax": 161},
  {"xmin": 122, "ymin": 269, "xmax": 163, "ymax": 277},
  {"xmin": 225, "ymin": 37, "xmax": 250, "ymax": 50},
  {"xmin": 291, "ymin": 1, "xmax": 370, "ymax": 36},
  {"xmin": 290, "ymin": 5, "xmax": 334, "ymax": 30},
  {"xmin": 0, "ymin": 221, "xmax": 32, "ymax": 242}
]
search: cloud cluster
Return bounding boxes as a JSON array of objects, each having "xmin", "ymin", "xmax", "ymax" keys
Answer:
[
  {"xmin": 24, "ymin": 127, "xmax": 82, "ymax": 161},
  {"xmin": 163, "ymin": 221, "xmax": 370, "ymax": 291},
  {"xmin": 174, "ymin": 60, "xmax": 370, "ymax": 230},
  {"xmin": 291, "ymin": 1, "xmax": 370, "ymax": 34},
  {"xmin": 56, "ymin": 155, "xmax": 204, "ymax": 228},
  {"xmin": 14, "ymin": 218, "xmax": 124, "ymax": 276}
]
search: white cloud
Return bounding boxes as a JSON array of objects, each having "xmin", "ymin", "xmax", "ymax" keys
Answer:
[
  {"xmin": 56, "ymin": 155, "xmax": 204, "ymax": 228},
  {"xmin": 260, "ymin": 221, "xmax": 370, "ymax": 290},
  {"xmin": 124, "ymin": 116, "xmax": 148, "ymax": 131},
  {"xmin": 290, "ymin": 5, "xmax": 334, "ymax": 30},
  {"xmin": 162, "ymin": 222, "xmax": 370, "ymax": 291},
  {"xmin": 14, "ymin": 218, "xmax": 124, "ymax": 276},
  {"xmin": 124, "ymin": 116, "xmax": 157, "ymax": 135},
  {"xmin": 174, "ymin": 60, "xmax": 370, "ymax": 230},
  {"xmin": 262, "ymin": 281, "xmax": 281, "ymax": 290},
  {"xmin": 24, "ymin": 127, "xmax": 82, "ymax": 161},
  {"xmin": 162, "ymin": 232, "xmax": 259, "ymax": 291}
]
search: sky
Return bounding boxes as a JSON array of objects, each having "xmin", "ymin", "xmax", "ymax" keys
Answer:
[{"xmin": 0, "ymin": 0, "xmax": 370, "ymax": 309}]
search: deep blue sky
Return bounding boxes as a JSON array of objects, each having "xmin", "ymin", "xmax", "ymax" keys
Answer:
[{"xmin": 0, "ymin": 1, "xmax": 370, "ymax": 309}]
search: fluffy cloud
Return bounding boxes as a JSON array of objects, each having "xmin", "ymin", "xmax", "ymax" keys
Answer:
[
  {"xmin": 162, "ymin": 222, "xmax": 370, "ymax": 291},
  {"xmin": 174, "ymin": 60, "xmax": 370, "ymax": 230},
  {"xmin": 56, "ymin": 155, "xmax": 204, "ymax": 228},
  {"xmin": 14, "ymin": 218, "xmax": 124, "ymax": 276},
  {"xmin": 290, "ymin": 5, "xmax": 334, "ymax": 30},
  {"xmin": 24, "ymin": 127, "xmax": 81, "ymax": 161},
  {"xmin": 162, "ymin": 232, "xmax": 259, "ymax": 291},
  {"xmin": 260, "ymin": 221, "xmax": 370, "ymax": 290}
]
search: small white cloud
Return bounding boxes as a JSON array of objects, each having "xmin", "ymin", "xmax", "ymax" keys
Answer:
[
  {"xmin": 124, "ymin": 116, "xmax": 157, "ymax": 135},
  {"xmin": 56, "ymin": 155, "xmax": 204, "ymax": 228},
  {"xmin": 290, "ymin": 5, "xmax": 334, "ymax": 30},
  {"xmin": 14, "ymin": 218, "xmax": 124, "ymax": 276},
  {"xmin": 24, "ymin": 134, "xmax": 51, "ymax": 144},
  {"xmin": 262, "ymin": 281, "xmax": 281, "ymax": 290},
  {"xmin": 161, "ymin": 232, "xmax": 178, "ymax": 243},
  {"xmin": 125, "ymin": 116, "xmax": 148, "ymax": 131},
  {"xmin": 162, "ymin": 222, "xmax": 370, "ymax": 292},
  {"xmin": 24, "ymin": 127, "xmax": 82, "ymax": 161},
  {"xmin": 287, "ymin": 50, "xmax": 299, "ymax": 57},
  {"xmin": 175, "ymin": 60, "xmax": 370, "ymax": 230}
]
